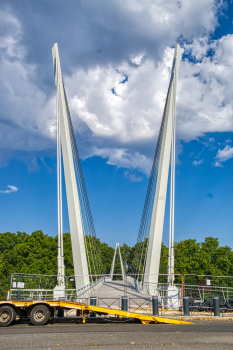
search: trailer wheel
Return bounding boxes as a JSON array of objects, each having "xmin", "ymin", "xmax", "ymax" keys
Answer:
[
  {"xmin": 30, "ymin": 305, "xmax": 51, "ymax": 326},
  {"xmin": 0, "ymin": 305, "xmax": 16, "ymax": 327}
]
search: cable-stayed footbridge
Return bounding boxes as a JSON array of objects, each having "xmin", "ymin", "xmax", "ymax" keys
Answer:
[{"xmin": 52, "ymin": 42, "xmax": 181, "ymax": 303}]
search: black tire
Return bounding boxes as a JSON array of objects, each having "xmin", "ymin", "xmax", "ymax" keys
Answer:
[
  {"xmin": 0, "ymin": 305, "xmax": 16, "ymax": 327},
  {"xmin": 30, "ymin": 304, "xmax": 51, "ymax": 326}
]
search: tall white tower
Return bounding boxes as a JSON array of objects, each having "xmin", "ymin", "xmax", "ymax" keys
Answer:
[
  {"xmin": 143, "ymin": 43, "xmax": 181, "ymax": 288},
  {"xmin": 52, "ymin": 44, "xmax": 89, "ymax": 290}
]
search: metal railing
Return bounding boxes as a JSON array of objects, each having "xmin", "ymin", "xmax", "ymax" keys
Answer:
[{"xmin": 7, "ymin": 272, "xmax": 233, "ymax": 317}]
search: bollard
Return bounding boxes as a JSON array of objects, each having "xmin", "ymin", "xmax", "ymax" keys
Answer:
[
  {"xmin": 90, "ymin": 297, "xmax": 97, "ymax": 317},
  {"xmin": 183, "ymin": 296, "xmax": 190, "ymax": 316},
  {"xmin": 152, "ymin": 296, "xmax": 159, "ymax": 316},
  {"xmin": 121, "ymin": 296, "xmax": 128, "ymax": 311},
  {"xmin": 213, "ymin": 297, "xmax": 220, "ymax": 316},
  {"xmin": 90, "ymin": 297, "xmax": 97, "ymax": 306},
  {"xmin": 17, "ymin": 290, "xmax": 21, "ymax": 301}
]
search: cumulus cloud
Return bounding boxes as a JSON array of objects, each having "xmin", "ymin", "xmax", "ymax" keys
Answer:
[
  {"xmin": 193, "ymin": 159, "xmax": 204, "ymax": 166},
  {"xmin": 177, "ymin": 34, "xmax": 233, "ymax": 141},
  {"xmin": 66, "ymin": 35, "xmax": 233, "ymax": 172},
  {"xmin": 0, "ymin": 185, "xmax": 18, "ymax": 193},
  {"xmin": 214, "ymin": 145, "xmax": 233, "ymax": 166},
  {"xmin": 0, "ymin": 2, "xmax": 232, "ymax": 176},
  {"xmin": 0, "ymin": 11, "xmax": 56, "ymax": 153},
  {"xmin": 124, "ymin": 171, "xmax": 143, "ymax": 182}
]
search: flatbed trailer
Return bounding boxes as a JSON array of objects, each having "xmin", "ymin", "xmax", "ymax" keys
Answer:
[{"xmin": 0, "ymin": 300, "xmax": 192, "ymax": 327}]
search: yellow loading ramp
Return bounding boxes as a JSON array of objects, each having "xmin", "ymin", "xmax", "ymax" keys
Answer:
[{"xmin": 0, "ymin": 300, "xmax": 192, "ymax": 325}]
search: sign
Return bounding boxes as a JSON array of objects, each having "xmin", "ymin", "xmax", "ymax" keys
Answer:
[
  {"xmin": 12, "ymin": 282, "xmax": 16, "ymax": 288},
  {"xmin": 17, "ymin": 282, "xmax": 25, "ymax": 288},
  {"xmin": 206, "ymin": 279, "xmax": 211, "ymax": 286}
]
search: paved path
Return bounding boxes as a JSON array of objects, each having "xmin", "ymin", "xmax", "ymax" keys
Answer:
[
  {"xmin": 0, "ymin": 321, "xmax": 233, "ymax": 349},
  {"xmin": 90, "ymin": 280, "xmax": 151, "ymax": 308}
]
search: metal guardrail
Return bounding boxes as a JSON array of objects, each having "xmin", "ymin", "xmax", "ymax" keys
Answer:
[
  {"xmin": 8, "ymin": 273, "xmax": 107, "ymax": 301},
  {"xmin": 7, "ymin": 273, "xmax": 233, "ymax": 317}
]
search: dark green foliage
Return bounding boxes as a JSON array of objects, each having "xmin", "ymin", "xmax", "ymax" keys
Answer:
[
  {"xmin": 174, "ymin": 237, "xmax": 233, "ymax": 286},
  {"xmin": 0, "ymin": 230, "xmax": 57, "ymax": 299}
]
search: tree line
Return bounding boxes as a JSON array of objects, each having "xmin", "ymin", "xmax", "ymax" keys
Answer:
[{"xmin": 0, "ymin": 230, "xmax": 233, "ymax": 299}]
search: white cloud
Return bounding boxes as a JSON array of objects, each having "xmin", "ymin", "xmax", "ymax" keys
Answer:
[
  {"xmin": 0, "ymin": 185, "xmax": 18, "ymax": 193},
  {"xmin": 193, "ymin": 159, "xmax": 204, "ymax": 166},
  {"xmin": 214, "ymin": 145, "xmax": 233, "ymax": 166},
  {"xmin": 66, "ymin": 35, "xmax": 233, "ymax": 172},
  {"xmin": 92, "ymin": 147, "xmax": 153, "ymax": 176},
  {"xmin": 0, "ymin": 4, "xmax": 232, "ymax": 176},
  {"xmin": 124, "ymin": 171, "xmax": 143, "ymax": 182},
  {"xmin": 213, "ymin": 161, "xmax": 223, "ymax": 167},
  {"xmin": 177, "ymin": 35, "xmax": 233, "ymax": 142},
  {"xmin": 0, "ymin": 11, "xmax": 56, "ymax": 153}
]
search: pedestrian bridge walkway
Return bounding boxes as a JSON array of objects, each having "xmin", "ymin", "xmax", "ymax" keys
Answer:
[{"xmin": 89, "ymin": 279, "xmax": 153, "ymax": 309}]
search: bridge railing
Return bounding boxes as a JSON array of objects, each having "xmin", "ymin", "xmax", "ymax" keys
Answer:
[
  {"xmin": 8, "ymin": 273, "xmax": 108, "ymax": 301},
  {"xmin": 7, "ymin": 272, "xmax": 233, "ymax": 316},
  {"xmin": 66, "ymin": 274, "xmax": 109, "ymax": 301},
  {"xmin": 125, "ymin": 273, "xmax": 233, "ymax": 315}
]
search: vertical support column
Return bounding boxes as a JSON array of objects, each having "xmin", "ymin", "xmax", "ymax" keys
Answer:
[
  {"xmin": 110, "ymin": 244, "xmax": 117, "ymax": 280},
  {"xmin": 118, "ymin": 244, "xmax": 125, "ymax": 280},
  {"xmin": 144, "ymin": 43, "xmax": 181, "ymax": 291},
  {"xmin": 167, "ymin": 63, "xmax": 177, "ymax": 287},
  {"xmin": 57, "ymin": 68, "xmax": 65, "ymax": 287},
  {"xmin": 52, "ymin": 43, "xmax": 89, "ymax": 291}
]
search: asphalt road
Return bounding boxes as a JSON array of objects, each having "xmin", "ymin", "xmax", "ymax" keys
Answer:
[{"xmin": 0, "ymin": 321, "xmax": 233, "ymax": 350}]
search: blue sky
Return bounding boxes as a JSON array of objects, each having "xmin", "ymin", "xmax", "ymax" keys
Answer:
[{"xmin": 0, "ymin": 0, "xmax": 232, "ymax": 249}]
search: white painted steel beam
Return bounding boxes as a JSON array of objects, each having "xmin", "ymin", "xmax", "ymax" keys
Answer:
[
  {"xmin": 52, "ymin": 43, "xmax": 89, "ymax": 290},
  {"xmin": 144, "ymin": 43, "xmax": 181, "ymax": 289},
  {"xmin": 110, "ymin": 244, "xmax": 117, "ymax": 280},
  {"xmin": 110, "ymin": 243, "xmax": 125, "ymax": 279}
]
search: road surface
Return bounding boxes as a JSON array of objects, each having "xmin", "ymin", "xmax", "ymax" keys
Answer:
[{"xmin": 0, "ymin": 321, "xmax": 233, "ymax": 349}]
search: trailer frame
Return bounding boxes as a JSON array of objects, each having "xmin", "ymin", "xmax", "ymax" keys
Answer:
[{"xmin": 0, "ymin": 300, "xmax": 192, "ymax": 326}]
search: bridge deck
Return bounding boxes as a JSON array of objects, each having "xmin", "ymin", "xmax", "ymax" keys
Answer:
[{"xmin": 90, "ymin": 280, "xmax": 152, "ymax": 308}]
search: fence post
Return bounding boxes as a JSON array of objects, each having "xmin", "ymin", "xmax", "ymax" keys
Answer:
[
  {"xmin": 121, "ymin": 296, "xmax": 128, "ymax": 311},
  {"xmin": 183, "ymin": 296, "xmax": 189, "ymax": 316},
  {"xmin": 182, "ymin": 275, "xmax": 185, "ymax": 297},
  {"xmin": 213, "ymin": 297, "xmax": 220, "ymax": 316},
  {"xmin": 152, "ymin": 296, "xmax": 159, "ymax": 316}
]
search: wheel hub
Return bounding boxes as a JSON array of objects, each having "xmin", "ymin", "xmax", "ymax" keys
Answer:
[
  {"xmin": 0, "ymin": 311, "xmax": 10, "ymax": 322},
  {"xmin": 35, "ymin": 310, "xmax": 45, "ymax": 321}
]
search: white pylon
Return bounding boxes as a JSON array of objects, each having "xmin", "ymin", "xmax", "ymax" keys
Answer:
[
  {"xmin": 52, "ymin": 43, "xmax": 89, "ymax": 290},
  {"xmin": 110, "ymin": 243, "xmax": 125, "ymax": 280},
  {"xmin": 57, "ymin": 73, "xmax": 65, "ymax": 287},
  {"xmin": 167, "ymin": 62, "xmax": 177, "ymax": 287},
  {"xmin": 144, "ymin": 43, "xmax": 181, "ymax": 290}
]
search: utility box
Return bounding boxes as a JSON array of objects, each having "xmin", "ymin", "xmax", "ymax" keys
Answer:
[{"xmin": 53, "ymin": 286, "xmax": 65, "ymax": 300}]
